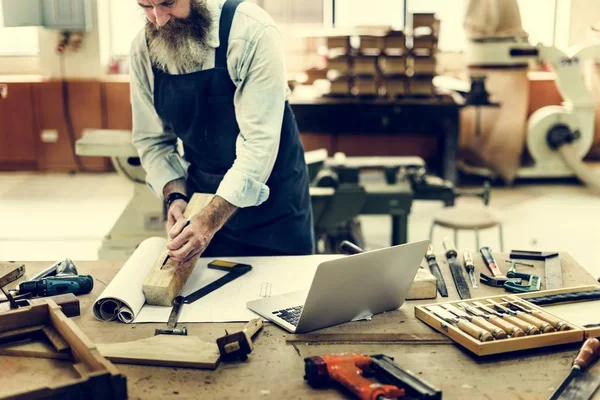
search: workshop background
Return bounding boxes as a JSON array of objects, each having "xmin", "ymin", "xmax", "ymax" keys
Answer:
[{"xmin": 0, "ymin": 0, "xmax": 599, "ymax": 280}]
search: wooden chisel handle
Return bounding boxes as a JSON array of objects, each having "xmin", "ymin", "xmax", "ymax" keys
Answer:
[
  {"xmin": 504, "ymin": 315, "xmax": 541, "ymax": 335},
  {"xmin": 516, "ymin": 312, "xmax": 555, "ymax": 333},
  {"xmin": 456, "ymin": 319, "xmax": 494, "ymax": 342},
  {"xmin": 487, "ymin": 316, "xmax": 525, "ymax": 338},
  {"xmin": 470, "ymin": 316, "xmax": 507, "ymax": 339},
  {"xmin": 529, "ymin": 310, "xmax": 570, "ymax": 331}
]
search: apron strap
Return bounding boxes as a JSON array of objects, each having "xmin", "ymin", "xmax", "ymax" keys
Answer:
[{"xmin": 216, "ymin": 0, "xmax": 244, "ymax": 69}]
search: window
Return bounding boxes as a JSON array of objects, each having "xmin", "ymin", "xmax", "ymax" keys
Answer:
[
  {"xmin": 108, "ymin": 0, "xmax": 146, "ymax": 57},
  {"xmin": 335, "ymin": 0, "xmax": 404, "ymax": 29},
  {"xmin": 0, "ymin": 6, "xmax": 39, "ymax": 55},
  {"xmin": 260, "ymin": 0, "xmax": 324, "ymax": 24}
]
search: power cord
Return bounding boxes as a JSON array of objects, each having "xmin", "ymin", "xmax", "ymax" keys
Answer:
[{"xmin": 59, "ymin": 40, "xmax": 87, "ymax": 173}]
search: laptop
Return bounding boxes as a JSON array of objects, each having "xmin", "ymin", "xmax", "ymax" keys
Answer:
[{"xmin": 246, "ymin": 239, "xmax": 430, "ymax": 333}]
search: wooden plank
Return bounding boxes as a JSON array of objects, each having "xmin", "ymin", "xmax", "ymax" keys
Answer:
[
  {"xmin": 142, "ymin": 193, "xmax": 215, "ymax": 306},
  {"xmin": 96, "ymin": 335, "xmax": 221, "ymax": 369},
  {"xmin": 42, "ymin": 326, "xmax": 70, "ymax": 352},
  {"xmin": 0, "ymin": 304, "xmax": 49, "ymax": 334},
  {"xmin": 0, "ymin": 325, "xmax": 44, "ymax": 341},
  {"xmin": 0, "ymin": 339, "xmax": 70, "ymax": 360}
]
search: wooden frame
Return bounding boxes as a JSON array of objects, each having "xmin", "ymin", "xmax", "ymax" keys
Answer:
[
  {"xmin": 415, "ymin": 286, "xmax": 600, "ymax": 356},
  {"xmin": 0, "ymin": 299, "xmax": 126, "ymax": 399}
]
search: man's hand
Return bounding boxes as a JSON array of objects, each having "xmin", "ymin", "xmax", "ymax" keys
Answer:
[
  {"xmin": 166, "ymin": 196, "xmax": 237, "ymax": 274},
  {"xmin": 166, "ymin": 199, "xmax": 188, "ymax": 235}
]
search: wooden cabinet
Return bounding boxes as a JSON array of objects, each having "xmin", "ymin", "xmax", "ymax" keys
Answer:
[
  {"xmin": 33, "ymin": 80, "xmax": 110, "ymax": 172},
  {"xmin": 0, "ymin": 82, "xmax": 38, "ymax": 170},
  {"xmin": 102, "ymin": 82, "xmax": 132, "ymax": 130}
]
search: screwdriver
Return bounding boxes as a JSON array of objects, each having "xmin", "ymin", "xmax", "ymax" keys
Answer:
[
  {"xmin": 550, "ymin": 338, "xmax": 600, "ymax": 400},
  {"xmin": 463, "ymin": 252, "xmax": 478, "ymax": 289}
]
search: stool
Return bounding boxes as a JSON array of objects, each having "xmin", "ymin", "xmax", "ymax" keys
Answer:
[{"xmin": 429, "ymin": 204, "xmax": 504, "ymax": 251}]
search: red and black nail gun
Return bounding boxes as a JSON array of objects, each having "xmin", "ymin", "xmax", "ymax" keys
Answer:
[{"xmin": 304, "ymin": 353, "xmax": 441, "ymax": 400}]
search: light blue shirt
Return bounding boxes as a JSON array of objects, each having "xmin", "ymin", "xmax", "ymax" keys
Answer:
[{"xmin": 129, "ymin": 0, "xmax": 291, "ymax": 207}]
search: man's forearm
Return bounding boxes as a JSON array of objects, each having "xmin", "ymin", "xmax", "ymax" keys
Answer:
[
  {"xmin": 163, "ymin": 179, "xmax": 188, "ymax": 198},
  {"xmin": 202, "ymin": 195, "xmax": 238, "ymax": 232}
]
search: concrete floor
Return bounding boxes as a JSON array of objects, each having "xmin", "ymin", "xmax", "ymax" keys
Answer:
[{"xmin": 1, "ymin": 172, "xmax": 599, "ymax": 280}]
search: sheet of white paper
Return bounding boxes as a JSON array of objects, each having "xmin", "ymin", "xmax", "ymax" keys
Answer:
[
  {"xmin": 135, "ymin": 253, "xmax": 343, "ymax": 323},
  {"xmin": 92, "ymin": 237, "xmax": 166, "ymax": 323},
  {"xmin": 92, "ymin": 236, "xmax": 344, "ymax": 323}
]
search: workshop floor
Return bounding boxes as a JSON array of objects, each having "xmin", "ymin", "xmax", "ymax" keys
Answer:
[{"xmin": 0, "ymin": 172, "xmax": 599, "ymax": 280}]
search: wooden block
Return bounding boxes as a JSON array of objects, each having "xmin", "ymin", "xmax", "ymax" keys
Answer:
[
  {"xmin": 97, "ymin": 335, "xmax": 221, "ymax": 370},
  {"xmin": 406, "ymin": 268, "xmax": 437, "ymax": 300},
  {"xmin": 354, "ymin": 76, "xmax": 379, "ymax": 96},
  {"xmin": 381, "ymin": 55, "xmax": 406, "ymax": 75},
  {"xmin": 327, "ymin": 55, "xmax": 352, "ymax": 74},
  {"xmin": 385, "ymin": 31, "xmax": 406, "ymax": 50},
  {"xmin": 354, "ymin": 56, "xmax": 379, "ymax": 75},
  {"xmin": 359, "ymin": 36, "xmax": 385, "ymax": 51},
  {"xmin": 386, "ymin": 77, "xmax": 407, "ymax": 97},
  {"xmin": 327, "ymin": 36, "xmax": 350, "ymax": 50},
  {"xmin": 412, "ymin": 13, "xmax": 436, "ymax": 29},
  {"xmin": 412, "ymin": 55, "xmax": 436, "ymax": 75},
  {"xmin": 329, "ymin": 77, "xmax": 352, "ymax": 95},
  {"xmin": 143, "ymin": 193, "xmax": 215, "ymax": 306}
]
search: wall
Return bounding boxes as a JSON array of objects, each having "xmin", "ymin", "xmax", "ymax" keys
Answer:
[
  {"xmin": 38, "ymin": 0, "xmax": 107, "ymax": 78},
  {"xmin": 0, "ymin": 56, "xmax": 39, "ymax": 74}
]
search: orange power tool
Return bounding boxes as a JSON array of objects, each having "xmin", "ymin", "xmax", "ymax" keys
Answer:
[{"xmin": 304, "ymin": 354, "xmax": 441, "ymax": 400}]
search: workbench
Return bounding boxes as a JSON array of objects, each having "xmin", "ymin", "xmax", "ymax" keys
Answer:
[
  {"xmin": 290, "ymin": 95, "xmax": 460, "ymax": 184},
  {"xmin": 2, "ymin": 252, "xmax": 599, "ymax": 400}
]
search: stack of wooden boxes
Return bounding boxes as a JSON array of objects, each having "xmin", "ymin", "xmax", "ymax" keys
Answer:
[
  {"xmin": 407, "ymin": 13, "xmax": 439, "ymax": 96},
  {"xmin": 325, "ymin": 36, "xmax": 353, "ymax": 96},
  {"xmin": 323, "ymin": 13, "xmax": 440, "ymax": 98}
]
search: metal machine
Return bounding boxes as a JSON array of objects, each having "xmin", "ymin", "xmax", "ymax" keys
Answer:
[
  {"xmin": 466, "ymin": 37, "xmax": 600, "ymax": 184},
  {"xmin": 76, "ymin": 130, "xmax": 458, "ymax": 259}
]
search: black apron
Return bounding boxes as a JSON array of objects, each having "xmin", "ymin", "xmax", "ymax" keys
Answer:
[{"xmin": 152, "ymin": 0, "xmax": 314, "ymax": 257}]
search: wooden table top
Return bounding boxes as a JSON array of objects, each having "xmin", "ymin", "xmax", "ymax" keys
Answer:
[{"xmin": 1, "ymin": 252, "xmax": 599, "ymax": 400}]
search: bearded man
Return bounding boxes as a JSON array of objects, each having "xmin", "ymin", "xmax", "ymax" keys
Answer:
[{"xmin": 130, "ymin": 0, "xmax": 314, "ymax": 269}]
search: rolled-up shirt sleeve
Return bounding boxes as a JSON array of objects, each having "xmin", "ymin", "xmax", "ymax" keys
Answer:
[
  {"xmin": 130, "ymin": 44, "xmax": 190, "ymax": 199},
  {"xmin": 216, "ymin": 25, "xmax": 286, "ymax": 208}
]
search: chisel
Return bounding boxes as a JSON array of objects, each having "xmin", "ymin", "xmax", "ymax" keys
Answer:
[
  {"xmin": 487, "ymin": 299, "xmax": 555, "ymax": 333},
  {"xmin": 441, "ymin": 304, "xmax": 506, "ymax": 339},
  {"xmin": 473, "ymin": 301, "xmax": 540, "ymax": 335},
  {"xmin": 459, "ymin": 302, "xmax": 525, "ymax": 338},
  {"xmin": 427, "ymin": 306, "xmax": 493, "ymax": 342},
  {"xmin": 480, "ymin": 247, "xmax": 503, "ymax": 277},
  {"xmin": 550, "ymin": 338, "xmax": 600, "ymax": 400},
  {"xmin": 442, "ymin": 237, "xmax": 471, "ymax": 299},
  {"xmin": 425, "ymin": 244, "xmax": 448, "ymax": 297},
  {"xmin": 501, "ymin": 298, "xmax": 570, "ymax": 332},
  {"xmin": 463, "ymin": 252, "xmax": 478, "ymax": 289}
]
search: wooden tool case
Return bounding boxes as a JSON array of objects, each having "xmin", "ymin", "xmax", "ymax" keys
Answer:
[{"xmin": 416, "ymin": 285, "xmax": 600, "ymax": 356}]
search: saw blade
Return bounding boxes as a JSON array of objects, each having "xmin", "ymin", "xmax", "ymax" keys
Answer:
[{"xmin": 0, "ymin": 264, "xmax": 25, "ymax": 288}]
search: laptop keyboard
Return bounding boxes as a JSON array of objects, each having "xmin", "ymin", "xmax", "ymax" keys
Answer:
[{"xmin": 272, "ymin": 305, "xmax": 303, "ymax": 326}]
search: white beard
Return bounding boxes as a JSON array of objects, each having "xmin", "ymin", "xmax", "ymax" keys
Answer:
[{"xmin": 148, "ymin": 33, "xmax": 210, "ymax": 75}]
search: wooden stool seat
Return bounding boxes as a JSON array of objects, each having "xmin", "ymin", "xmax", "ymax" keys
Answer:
[
  {"xmin": 433, "ymin": 206, "xmax": 501, "ymax": 230},
  {"xmin": 430, "ymin": 204, "xmax": 504, "ymax": 251}
]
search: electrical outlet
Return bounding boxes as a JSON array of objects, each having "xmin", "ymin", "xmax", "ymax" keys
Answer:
[{"xmin": 41, "ymin": 130, "xmax": 59, "ymax": 143}]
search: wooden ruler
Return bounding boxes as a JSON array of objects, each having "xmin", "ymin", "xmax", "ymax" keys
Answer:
[{"xmin": 545, "ymin": 256, "xmax": 563, "ymax": 290}]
